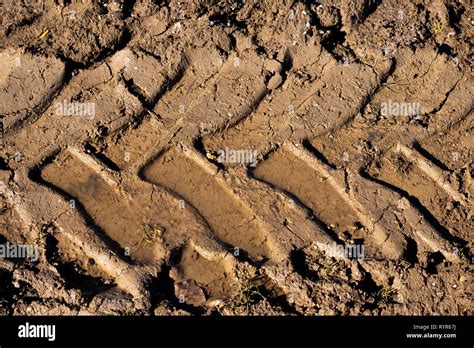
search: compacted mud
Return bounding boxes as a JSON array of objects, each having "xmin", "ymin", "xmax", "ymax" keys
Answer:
[{"xmin": 0, "ymin": 0, "xmax": 472, "ymax": 316}]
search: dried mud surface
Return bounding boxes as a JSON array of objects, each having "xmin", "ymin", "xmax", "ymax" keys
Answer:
[{"xmin": 0, "ymin": 0, "xmax": 472, "ymax": 316}]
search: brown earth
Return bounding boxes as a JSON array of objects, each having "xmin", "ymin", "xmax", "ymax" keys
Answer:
[{"xmin": 0, "ymin": 0, "xmax": 472, "ymax": 316}]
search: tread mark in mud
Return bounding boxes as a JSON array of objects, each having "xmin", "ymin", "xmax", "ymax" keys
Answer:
[
  {"xmin": 253, "ymin": 143, "xmax": 405, "ymax": 259},
  {"xmin": 41, "ymin": 147, "xmax": 164, "ymax": 264},
  {"xmin": 143, "ymin": 144, "xmax": 272, "ymax": 261}
]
